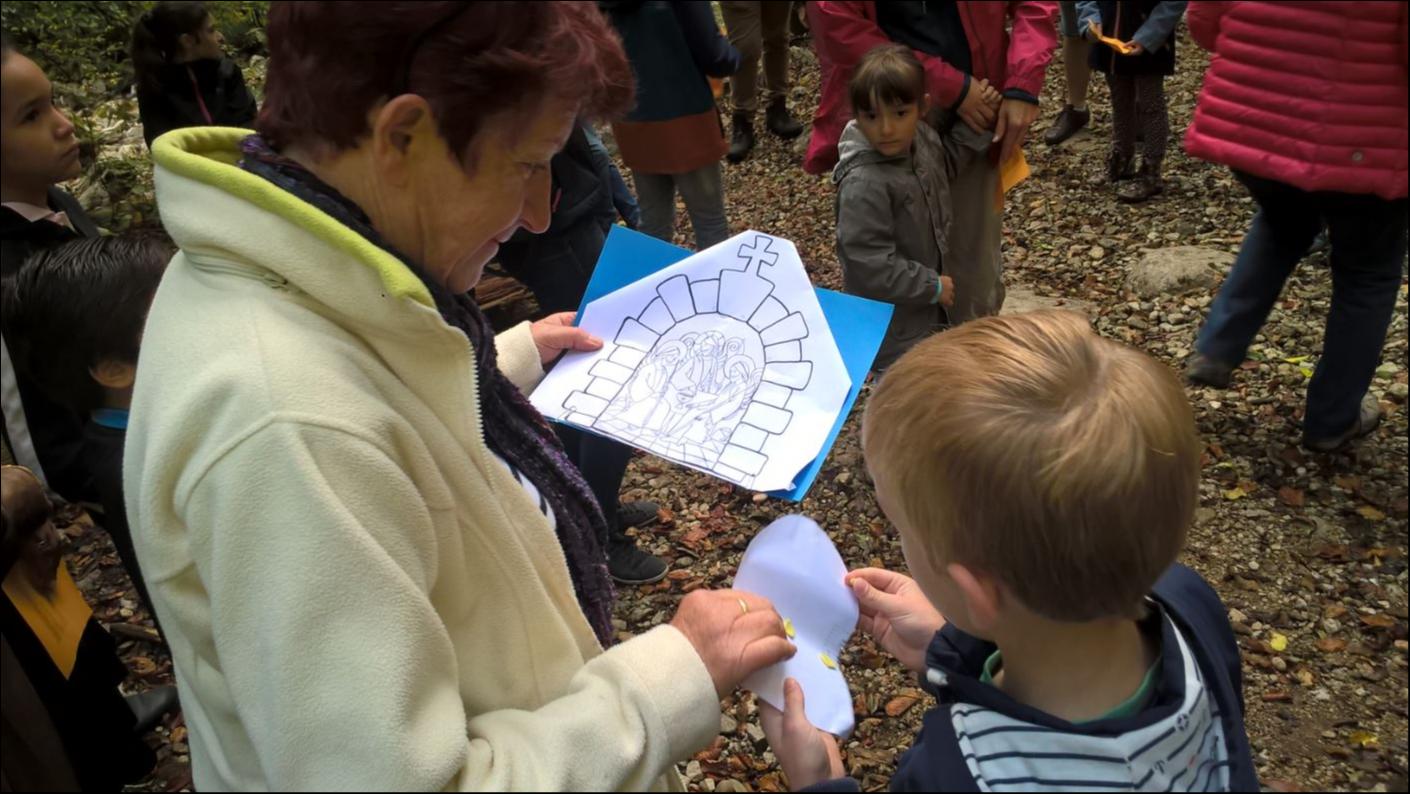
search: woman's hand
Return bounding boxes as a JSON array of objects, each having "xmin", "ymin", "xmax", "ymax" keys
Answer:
[
  {"xmin": 759, "ymin": 678, "xmax": 846, "ymax": 789},
  {"xmin": 845, "ymin": 568, "xmax": 946, "ymax": 675},
  {"xmin": 992, "ymin": 98, "xmax": 1040, "ymax": 170},
  {"xmin": 671, "ymin": 590, "xmax": 796, "ymax": 697},
  {"xmin": 530, "ymin": 312, "xmax": 603, "ymax": 367},
  {"xmin": 938, "ymin": 275, "xmax": 956, "ymax": 308}
]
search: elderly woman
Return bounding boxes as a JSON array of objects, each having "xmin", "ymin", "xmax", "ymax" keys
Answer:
[{"xmin": 125, "ymin": 3, "xmax": 794, "ymax": 790}]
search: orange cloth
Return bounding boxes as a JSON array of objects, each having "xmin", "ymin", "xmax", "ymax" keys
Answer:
[
  {"xmin": 1089, "ymin": 20, "xmax": 1136, "ymax": 54},
  {"xmin": 2, "ymin": 562, "xmax": 92, "ymax": 678}
]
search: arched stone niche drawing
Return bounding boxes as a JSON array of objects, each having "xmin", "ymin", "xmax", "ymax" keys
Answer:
[{"xmin": 561, "ymin": 235, "xmax": 815, "ymax": 487}]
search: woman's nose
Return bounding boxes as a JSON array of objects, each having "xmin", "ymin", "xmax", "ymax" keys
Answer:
[
  {"xmin": 53, "ymin": 110, "xmax": 75, "ymax": 140},
  {"xmin": 520, "ymin": 170, "xmax": 553, "ymax": 235}
]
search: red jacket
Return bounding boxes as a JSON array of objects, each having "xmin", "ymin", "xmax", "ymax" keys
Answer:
[
  {"xmin": 802, "ymin": 1, "xmax": 1059, "ymax": 175},
  {"xmin": 1183, "ymin": 1, "xmax": 1409, "ymax": 200}
]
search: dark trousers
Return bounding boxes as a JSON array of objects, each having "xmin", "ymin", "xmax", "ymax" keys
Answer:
[
  {"xmin": 555, "ymin": 425, "xmax": 636, "ymax": 552},
  {"xmin": 1195, "ymin": 171, "xmax": 1408, "ymax": 439}
]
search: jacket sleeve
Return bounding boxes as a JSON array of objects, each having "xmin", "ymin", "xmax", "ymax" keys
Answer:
[
  {"xmin": 836, "ymin": 177, "xmax": 940, "ymax": 306},
  {"xmin": 1185, "ymin": 1, "xmax": 1230, "ymax": 51},
  {"xmin": 138, "ymin": 90, "xmax": 180, "ymax": 150},
  {"xmin": 1076, "ymin": 1, "xmax": 1102, "ymax": 38},
  {"xmin": 184, "ymin": 419, "xmax": 719, "ymax": 791},
  {"xmin": 221, "ymin": 58, "xmax": 259, "ymax": 128},
  {"xmin": 495, "ymin": 322, "xmax": 545, "ymax": 394},
  {"xmin": 811, "ymin": 2, "xmax": 969, "ymax": 108},
  {"xmin": 671, "ymin": 0, "xmax": 742, "ymax": 78},
  {"xmin": 1132, "ymin": 1, "xmax": 1187, "ymax": 53},
  {"xmin": 1002, "ymin": 1, "xmax": 1060, "ymax": 100}
]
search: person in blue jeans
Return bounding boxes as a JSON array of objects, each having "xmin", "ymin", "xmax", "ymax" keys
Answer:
[{"xmin": 1182, "ymin": 1, "xmax": 1408, "ymax": 453}]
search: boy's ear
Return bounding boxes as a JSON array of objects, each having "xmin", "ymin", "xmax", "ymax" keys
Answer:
[
  {"xmin": 947, "ymin": 562, "xmax": 1003, "ymax": 633},
  {"xmin": 89, "ymin": 359, "xmax": 136, "ymax": 391}
]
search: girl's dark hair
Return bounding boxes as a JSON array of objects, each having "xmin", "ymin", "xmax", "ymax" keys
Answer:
[
  {"xmin": 849, "ymin": 43, "xmax": 926, "ymax": 113},
  {"xmin": 131, "ymin": 1, "xmax": 211, "ymax": 93},
  {"xmin": 0, "ymin": 234, "xmax": 173, "ymax": 413},
  {"xmin": 0, "ymin": 466, "xmax": 53, "ymax": 580}
]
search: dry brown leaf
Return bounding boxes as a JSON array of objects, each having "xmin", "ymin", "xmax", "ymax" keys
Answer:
[
  {"xmin": 884, "ymin": 695, "xmax": 920, "ymax": 717},
  {"xmin": 1316, "ymin": 637, "xmax": 1348, "ymax": 653},
  {"xmin": 1360, "ymin": 613, "xmax": 1396, "ymax": 630},
  {"xmin": 1277, "ymin": 486, "xmax": 1305, "ymax": 507}
]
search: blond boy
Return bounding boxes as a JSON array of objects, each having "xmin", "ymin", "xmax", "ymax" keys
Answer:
[{"xmin": 762, "ymin": 311, "xmax": 1258, "ymax": 792}]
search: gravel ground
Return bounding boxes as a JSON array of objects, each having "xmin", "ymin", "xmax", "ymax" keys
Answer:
[{"xmin": 62, "ymin": 23, "xmax": 1405, "ymax": 794}]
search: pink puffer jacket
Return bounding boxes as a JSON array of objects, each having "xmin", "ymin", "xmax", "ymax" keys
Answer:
[{"xmin": 1183, "ymin": 1, "xmax": 1408, "ymax": 200}]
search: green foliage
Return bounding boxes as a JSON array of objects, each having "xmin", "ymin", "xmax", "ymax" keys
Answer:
[{"xmin": 2, "ymin": 0, "xmax": 267, "ymax": 104}]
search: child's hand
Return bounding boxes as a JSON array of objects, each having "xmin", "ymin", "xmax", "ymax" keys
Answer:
[
  {"xmin": 1121, "ymin": 40, "xmax": 1145, "ymax": 56},
  {"xmin": 977, "ymin": 78, "xmax": 1002, "ymax": 108},
  {"xmin": 939, "ymin": 275, "xmax": 956, "ymax": 308},
  {"xmin": 957, "ymin": 77, "xmax": 999, "ymax": 133},
  {"xmin": 846, "ymin": 568, "xmax": 946, "ymax": 675},
  {"xmin": 759, "ymin": 678, "xmax": 846, "ymax": 790}
]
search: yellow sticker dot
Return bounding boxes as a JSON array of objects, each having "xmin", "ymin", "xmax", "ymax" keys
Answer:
[
  {"xmin": 819, "ymin": 652, "xmax": 837, "ymax": 670},
  {"xmin": 783, "ymin": 618, "xmax": 796, "ymax": 638}
]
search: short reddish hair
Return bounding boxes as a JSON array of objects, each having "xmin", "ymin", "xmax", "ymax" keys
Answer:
[{"xmin": 258, "ymin": 1, "xmax": 634, "ymax": 160}]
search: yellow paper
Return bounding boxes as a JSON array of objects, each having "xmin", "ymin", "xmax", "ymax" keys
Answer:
[
  {"xmin": 994, "ymin": 149, "xmax": 1031, "ymax": 210},
  {"xmin": 1089, "ymin": 21, "xmax": 1136, "ymax": 54}
]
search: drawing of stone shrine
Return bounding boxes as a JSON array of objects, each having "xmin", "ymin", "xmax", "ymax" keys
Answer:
[{"xmin": 560, "ymin": 235, "xmax": 815, "ymax": 486}]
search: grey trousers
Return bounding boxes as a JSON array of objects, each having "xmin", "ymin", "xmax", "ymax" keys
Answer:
[
  {"xmin": 942, "ymin": 123, "xmax": 1005, "ymax": 323},
  {"xmin": 633, "ymin": 163, "xmax": 731, "ymax": 250}
]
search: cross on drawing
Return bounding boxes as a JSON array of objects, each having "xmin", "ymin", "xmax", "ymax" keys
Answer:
[{"xmin": 737, "ymin": 234, "xmax": 779, "ymax": 275}]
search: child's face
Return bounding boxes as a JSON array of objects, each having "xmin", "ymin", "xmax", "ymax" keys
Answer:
[
  {"xmin": 856, "ymin": 95, "xmax": 922, "ymax": 158},
  {"xmin": 179, "ymin": 15, "xmax": 227, "ymax": 62},
  {"xmin": 0, "ymin": 53, "xmax": 80, "ymax": 192}
]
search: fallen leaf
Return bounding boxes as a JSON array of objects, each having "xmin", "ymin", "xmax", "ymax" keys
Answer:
[
  {"xmin": 1360, "ymin": 613, "xmax": 1396, "ymax": 630},
  {"xmin": 1269, "ymin": 632, "xmax": 1289, "ymax": 652},
  {"xmin": 1265, "ymin": 780, "xmax": 1303, "ymax": 793},
  {"xmin": 129, "ymin": 657, "xmax": 157, "ymax": 676},
  {"xmin": 884, "ymin": 695, "xmax": 920, "ymax": 717},
  {"xmin": 1277, "ymin": 486, "xmax": 1304, "ymax": 507},
  {"xmin": 1356, "ymin": 505, "xmax": 1386, "ymax": 522},
  {"xmin": 1261, "ymin": 690, "xmax": 1292, "ymax": 703},
  {"xmin": 1316, "ymin": 637, "xmax": 1348, "ymax": 653},
  {"xmin": 1348, "ymin": 730, "xmax": 1379, "ymax": 749},
  {"xmin": 1223, "ymin": 487, "xmax": 1246, "ymax": 501}
]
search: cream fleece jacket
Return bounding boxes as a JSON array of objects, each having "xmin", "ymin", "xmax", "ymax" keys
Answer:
[{"xmin": 125, "ymin": 127, "xmax": 720, "ymax": 791}]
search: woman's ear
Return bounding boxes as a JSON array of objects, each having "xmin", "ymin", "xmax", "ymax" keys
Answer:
[
  {"xmin": 947, "ymin": 562, "xmax": 1003, "ymax": 635},
  {"xmin": 89, "ymin": 358, "xmax": 136, "ymax": 391},
  {"xmin": 369, "ymin": 94, "xmax": 439, "ymax": 187}
]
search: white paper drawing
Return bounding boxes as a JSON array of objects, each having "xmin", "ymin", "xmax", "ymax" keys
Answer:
[
  {"xmin": 734, "ymin": 515, "xmax": 858, "ymax": 738},
  {"xmin": 530, "ymin": 231, "xmax": 851, "ymax": 492}
]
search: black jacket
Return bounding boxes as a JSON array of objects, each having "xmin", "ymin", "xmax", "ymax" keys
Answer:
[
  {"xmin": 1086, "ymin": 1, "xmax": 1181, "ymax": 77},
  {"xmin": 0, "ymin": 189, "xmax": 99, "ymax": 501},
  {"xmin": 137, "ymin": 57, "xmax": 258, "ymax": 149}
]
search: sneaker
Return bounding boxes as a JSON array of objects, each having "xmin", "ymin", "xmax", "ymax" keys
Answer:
[
  {"xmin": 1303, "ymin": 393, "xmax": 1384, "ymax": 453},
  {"xmin": 609, "ymin": 543, "xmax": 669, "ymax": 585},
  {"xmin": 618, "ymin": 500, "xmax": 660, "ymax": 529},
  {"xmin": 1185, "ymin": 353, "xmax": 1234, "ymax": 389},
  {"xmin": 1043, "ymin": 104, "xmax": 1090, "ymax": 145}
]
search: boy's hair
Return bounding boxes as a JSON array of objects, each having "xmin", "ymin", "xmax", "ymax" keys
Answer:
[
  {"xmin": 0, "ymin": 235, "xmax": 172, "ymax": 413},
  {"xmin": 849, "ymin": 44, "xmax": 926, "ymax": 113},
  {"xmin": 863, "ymin": 311, "xmax": 1201, "ymax": 622}
]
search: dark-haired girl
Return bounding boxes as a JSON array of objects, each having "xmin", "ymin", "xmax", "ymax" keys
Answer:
[{"xmin": 132, "ymin": 0, "xmax": 257, "ymax": 148}]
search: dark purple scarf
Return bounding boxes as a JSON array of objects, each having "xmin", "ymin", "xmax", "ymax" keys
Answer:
[{"xmin": 238, "ymin": 135, "xmax": 616, "ymax": 646}]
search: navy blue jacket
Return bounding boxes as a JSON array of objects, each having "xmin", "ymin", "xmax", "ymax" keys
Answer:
[{"xmin": 808, "ymin": 564, "xmax": 1258, "ymax": 792}]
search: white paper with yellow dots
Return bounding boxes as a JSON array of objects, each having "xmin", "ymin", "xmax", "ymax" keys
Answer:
[{"xmin": 734, "ymin": 515, "xmax": 859, "ymax": 737}]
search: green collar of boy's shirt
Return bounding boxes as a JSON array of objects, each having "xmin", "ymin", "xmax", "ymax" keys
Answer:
[{"xmin": 979, "ymin": 650, "xmax": 1163, "ymax": 723}]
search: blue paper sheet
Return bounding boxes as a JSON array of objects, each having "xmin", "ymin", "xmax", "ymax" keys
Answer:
[{"xmin": 566, "ymin": 226, "xmax": 891, "ymax": 501}]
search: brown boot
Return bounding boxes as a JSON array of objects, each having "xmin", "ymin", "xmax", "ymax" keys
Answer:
[{"xmin": 1117, "ymin": 160, "xmax": 1164, "ymax": 203}]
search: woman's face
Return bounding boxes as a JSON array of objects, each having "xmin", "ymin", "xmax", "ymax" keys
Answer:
[
  {"xmin": 180, "ymin": 15, "xmax": 227, "ymax": 62},
  {"xmin": 402, "ymin": 99, "xmax": 578, "ymax": 294},
  {"xmin": 0, "ymin": 53, "xmax": 80, "ymax": 194}
]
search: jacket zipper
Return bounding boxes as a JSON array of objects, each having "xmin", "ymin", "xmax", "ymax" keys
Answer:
[{"xmin": 188, "ymin": 257, "xmax": 293, "ymax": 291}]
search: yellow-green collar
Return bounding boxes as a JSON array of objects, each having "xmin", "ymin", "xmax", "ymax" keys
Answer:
[{"xmin": 151, "ymin": 126, "xmax": 433, "ymax": 308}]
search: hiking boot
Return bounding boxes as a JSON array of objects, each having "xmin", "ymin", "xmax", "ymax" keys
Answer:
[
  {"xmin": 609, "ymin": 542, "xmax": 669, "ymax": 585},
  {"xmin": 765, "ymin": 97, "xmax": 804, "ymax": 139},
  {"xmin": 1043, "ymin": 104, "xmax": 1090, "ymax": 145},
  {"xmin": 1303, "ymin": 393, "xmax": 1384, "ymax": 453},
  {"xmin": 126, "ymin": 686, "xmax": 180, "ymax": 734},
  {"xmin": 618, "ymin": 500, "xmax": 660, "ymax": 529},
  {"xmin": 1117, "ymin": 161, "xmax": 1164, "ymax": 203},
  {"xmin": 1185, "ymin": 352, "xmax": 1235, "ymax": 389},
  {"xmin": 1094, "ymin": 149, "xmax": 1136, "ymax": 185},
  {"xmin": 728, "ymin": 111, "xmax": 755, "ymax": 163}
]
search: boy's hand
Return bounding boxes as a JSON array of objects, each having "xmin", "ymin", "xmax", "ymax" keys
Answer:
[
  {"xmin": 759, "ymin": 678, "xmax": 846, "ymax": 790},
  {"xmin": 938, "ymin": 275, "xmax": 956, "ymax": 308},
  {"xmin": 846, "ymin": 568, "xmax": 946, "ymax": 675},
  {"xmin": 957, "ymin": 77, "xmax": 999, "ymax": 133}
]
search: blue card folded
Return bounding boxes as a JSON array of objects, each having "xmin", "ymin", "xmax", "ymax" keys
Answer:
[{"xmin": 567, "ymin": 225, "xmax": 891, "ymax": 501}]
